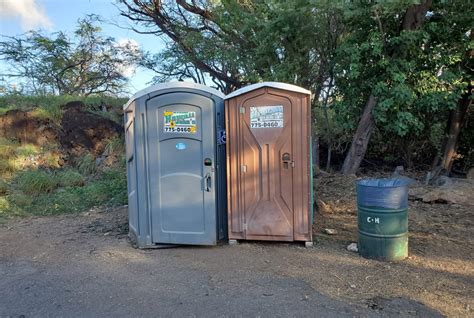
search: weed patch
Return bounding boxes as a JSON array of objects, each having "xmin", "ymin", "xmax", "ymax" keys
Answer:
[
  {"xmin": 15, "ymin": 144, "xmax": 39, "ymax": 157},
  {"xmin": 0, "ymin": 179, "xmax": 7, "ymax": 195},
  {"xmin": 57, "ymin": 169, "xmax": 85, "ymax": 187},
  {"xmin": 14, "ymin": 169, "xmax": 58, "ymax": 196},
  {"xmin": 75, "ymin": 154, "xmax": 97, "ymax": 176},
  {"xmin": 1, "ymin": 167, "xmax": 126, "ymax": 217},
  {"xmin": 104, "ymin": 137, "xmax": 125, "ymax": 156}
]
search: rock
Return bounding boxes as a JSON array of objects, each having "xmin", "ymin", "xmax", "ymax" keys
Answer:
[
  {"xmin": 432, "ymin": 175, "xmax": 453, "ymax": 187},
  {"xmin": 391, "ymin": 166, "xmax": 405, "ymax": 178},
  {"xmin": 323, "ymin": 228, "xmax": 337, "ymax": 235},
  {"xmin": 467, "ymin": 168, "xmax": 474, "ymax": 180},
  {"xmin": 390, "ymin": 165, "xmax": 417, "ymax": 185},
  {"xmin": 95, "ymin": 155, "xmax": 106, "ymax": 166},
  {"xmin": 347, "ymin": 243, "xmax": 358, "ymax": 252}
]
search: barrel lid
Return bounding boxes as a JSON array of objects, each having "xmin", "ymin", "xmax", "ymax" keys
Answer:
[{"xmin": 356, "ymin": 178, "xmax": 410, "ymax": 188}]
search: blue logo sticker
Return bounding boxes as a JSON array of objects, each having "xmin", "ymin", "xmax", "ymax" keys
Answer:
[
  {"xmin": 217, "ymin": 130, "xmax": 226, "ymax": 145},
  {"xmin": 176, "ymin": 142, "xmax": 187, "ymax": 150}
]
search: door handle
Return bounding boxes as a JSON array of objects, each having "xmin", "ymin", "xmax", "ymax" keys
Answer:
[
  {"xmin": 204, "ymin": 173, "xmax": 211, "ymax": 192},
  {"xmin": 282, "ymin": 153, "xmax": 293, "ymax": 169}
]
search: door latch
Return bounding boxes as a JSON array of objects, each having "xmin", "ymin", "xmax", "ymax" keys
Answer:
[
  {"xmin": 282, "ymin": 153, "xmax": 293, "ymax": 169},
  {"xmin": 204, "ymin": 173, "xmax": 211, "ymax": 192}
]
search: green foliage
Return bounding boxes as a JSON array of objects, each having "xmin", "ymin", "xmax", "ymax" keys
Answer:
[
  {"xmin": 8, "ymin": 190, "xmax": 34, "ymax": 207},
  {"xmin": 0, "ymin": 15, "xmax": 138, "ymax": 95},
  {"xmin": 0, "ymin": 138, "xmax": 17, "ymax": 159},
  {"xmin": 104, "ymin": 137, "xmax": 125, "ymax": 156},
  {"xmin": 1, "ymin": 163, "xmax": 126, "ymax": 217},
  {"xmin": 313, "ymin": 106, "xmax": 352, "ymax": 153},
  {"xmin": 3, "ymin": 168, "xmax": 126, "ymax": 216},
  {"xmin": 56, "ymin": 169, "xmax": 85, "ymax": 187},
  {"xmin": 332, "ymin": 0, "xmax": 472, "ymax": 167},
  {"xmin": 121, "ymin": 0, "xmax": 473, "ymax": 170},
  {"xmin": 15, "ymin": 144, "xmax": 39, "ymax": 157},
  {"xmin": 14, "ymin": 169, "xmax": 58, "ymax": 196},
  {"xmin": 0, "ymin": 138, "xmax": 20, "ymax": 177},
  {"xmin": 126, "ymin": 0, "xmax": 340, "ymax": 93},
  {"xmin": 30, "ymin": 104, "xmax": 63, "ymax": 123},
  {"xmin": 0, "ymin": 179, "xmax": 7, "ymax": 195},
  {"xmin": 457, "ymin": 110, "xmax": 474, "ymax": 170},
  {"xmin": 74, "ymin": 153, "xmax": 97, "ymax": 176},
  {"xmin": 0, "ymin": 197, "xmax": 9, "ymax": 213},
  {"xmin": 0, "ymin": 94, "xmax": 127, "ymax": 111}
]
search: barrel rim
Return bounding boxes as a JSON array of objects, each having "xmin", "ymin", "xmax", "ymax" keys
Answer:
[{"xmin": 356, "ymin": 178, "xmax": 409, "ymax": 188}]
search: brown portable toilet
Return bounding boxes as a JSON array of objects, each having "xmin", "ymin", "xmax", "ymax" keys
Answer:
[{"xmin": 224, "ymin": 82, "xmax": 313, "ymax": 246}]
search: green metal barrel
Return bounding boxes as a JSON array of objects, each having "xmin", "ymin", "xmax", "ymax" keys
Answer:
[{"xmin": 356, "ymin": 179, "xmax": 409, "ymax": 261}]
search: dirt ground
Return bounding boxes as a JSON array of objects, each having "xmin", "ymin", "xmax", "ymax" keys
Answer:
[
  {"xmin": 0, "ymin": 174, "xmax": 472, "ymax": 317},
  {"xmin": 314, "ymin": 173, "xmax": 473, "ymax": 317}
]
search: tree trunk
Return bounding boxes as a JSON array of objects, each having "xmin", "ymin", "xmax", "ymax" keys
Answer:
[
  {"xmin": 435, "ymin": 89, "xmax": 472, "ymax": 175},
  {"xmin": 326, "ymin": 144, "xmax": 332, "ymax": 172},
  {"xmin": 341, "ymin": 95, "xmax": 378, "ymax": 174}
]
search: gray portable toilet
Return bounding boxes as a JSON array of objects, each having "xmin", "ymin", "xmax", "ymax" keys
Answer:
[{"xmin": 123, "ymin": 82, "xmax": 227, "ymax": 248}]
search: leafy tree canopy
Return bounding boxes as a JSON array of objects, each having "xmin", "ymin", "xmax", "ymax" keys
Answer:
[{"xmin": 0, "ymin": 15, "xmax": 140, "ymax": 96}]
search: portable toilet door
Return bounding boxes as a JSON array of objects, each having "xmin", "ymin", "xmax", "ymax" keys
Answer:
[
  {"xmin": 124, "ymin": 82, "xmax": 227, "ymax": 248},
  {"xmin": 225, "ymin": 82, "xmax": 313, "ymax": 244}
]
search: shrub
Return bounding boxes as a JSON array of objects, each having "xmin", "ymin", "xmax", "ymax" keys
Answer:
[
  {"xmin": 0, "ymin": 179, "xmax": 8, "ymax": 195},
  {"xmin": 15, "ymin": 144, "xmax": 38, "ymax": 157},
  {"xmin": 0, "ymin": 139, "xmax": 17, "ymax": 159},
  {"xmin": 57, "ymin": 169, "xmax": 85, "ymax": 187},
  {"xmin": 8, "ymin": 190, "xmax": 34, "ymax": 207},
  {"xmin": 0, "ymin": 160, "xmax": 16, "ymax": 176},
  {"xmin": 15, "ymin": 169, "xmax": 58, "ymax": 196},
  {"xmin": 0, "ymin": 197, "xmax": 9, "ymax": 213},
  {"xmin": 104, "ymin": 137, "xmax": 125, "ymax": 156},
  {"xmin": 24, "ymin": 168, "xmax": 127, "ymax": 215},
  {"xmin": 100, "ymin": 168, "xmax": 127, "ymax": 205},
  {"xmin": 30, "ymin": 104, "xmax": 63, "ymax": 124},
  {"xmin": 75, "ymin": 153, "xmax": 96, "ymax": 176}
]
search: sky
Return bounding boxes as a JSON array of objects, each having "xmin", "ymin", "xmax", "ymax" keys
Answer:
[{"xmin": 0, "ymin": 0, "xmax": 167, "ymax": 94}]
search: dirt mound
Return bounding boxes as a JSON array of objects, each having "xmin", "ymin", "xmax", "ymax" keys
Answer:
[
  {"xmin": 0, "ymin": 109, "xmax": 58, "ymax": 145},
  {"xmin": 59, "ymin": 101, "xmax": 123, "ymax": 156},
  {"xmin": 0, "ymin": 101, "xmax": 123, "ymax": 166}
]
